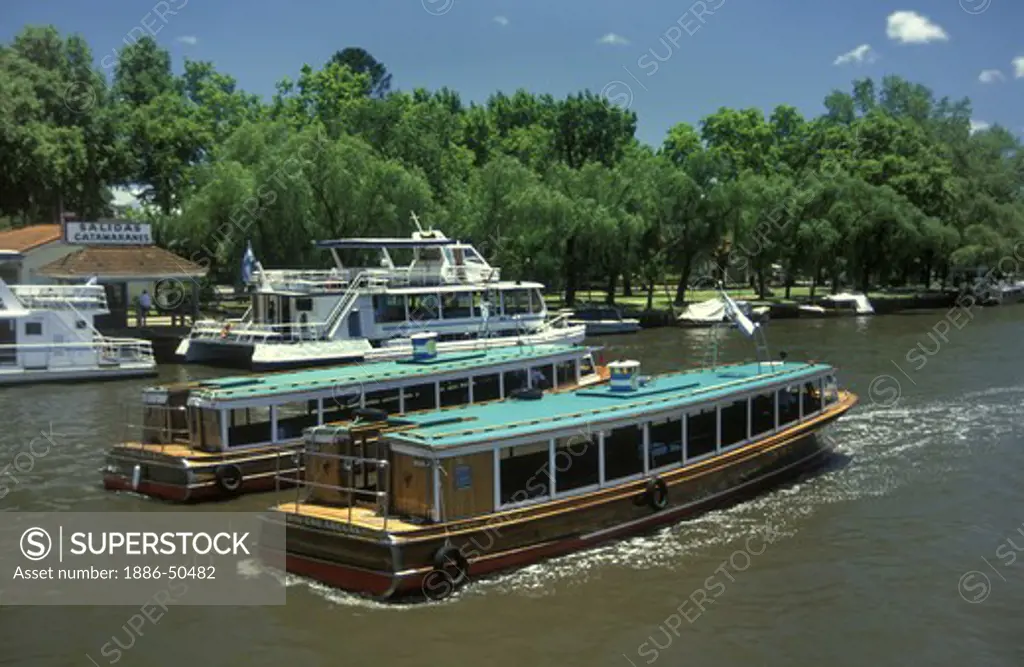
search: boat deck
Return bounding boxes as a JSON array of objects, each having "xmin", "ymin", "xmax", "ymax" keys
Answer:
[{"xmin": 276, "ymin": 501, "xmax": 424, "ymax": 533}]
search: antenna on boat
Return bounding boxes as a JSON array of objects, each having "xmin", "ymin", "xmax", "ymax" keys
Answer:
[
  {"xmin": 717, "ymin": 282, "xmax": 772, "ymax": 373},
  {"xmin": 410, "ymin": 211, "xmax": 425, "ymax": 234}
]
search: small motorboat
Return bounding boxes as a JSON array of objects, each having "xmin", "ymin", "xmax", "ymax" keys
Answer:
[
  {"xmin": 799, "ymin": 292, "xmax": 874, "ymax": 317},
  {"xmin": 677, "ymin": 297, "xmax": 769, "ymax": 328},
  {"xmin": 566, "ymin": 306, "xmax": 641, "ymax": 335}
]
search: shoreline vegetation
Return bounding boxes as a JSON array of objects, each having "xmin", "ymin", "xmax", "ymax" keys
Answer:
[{"xmin": 2, "ymin": 27, "xmax": 1022, "ymax": 315}]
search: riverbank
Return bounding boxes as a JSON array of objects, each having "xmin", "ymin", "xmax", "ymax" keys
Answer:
[{"xmin": 554, "ymin": 289, "xmax": 968, "ymax": 328}]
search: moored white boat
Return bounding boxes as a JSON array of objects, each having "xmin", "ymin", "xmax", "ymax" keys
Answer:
[
  {"xmin": 799, "ymin": 292, "xmax": 875, "ymax": 317},
  {"xmin": 0, "ymin": 268, "xmax": 155, "ymax": 385},
  {"xmin": 176, "ymin": 216, "xmax": 584, "ymax": 370},
  {"xmin": 565, "ymin": 306, "xmax": 641, "ymax": 335},
  {"xmin": 677, "ymin": 296, "xmax": 768, "ymax": 328}
]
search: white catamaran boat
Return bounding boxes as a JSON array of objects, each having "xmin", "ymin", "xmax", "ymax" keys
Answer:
[
  {"xmin": 176, "ymin": 218, "xmax": 585, "ymax": 370},
  {"xmin": 0, "ymin": 257, "xmax": 156, "ymax": 385}
]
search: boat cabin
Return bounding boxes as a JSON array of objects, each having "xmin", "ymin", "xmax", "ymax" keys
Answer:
[
  {"xmin": 0, "ymin": 274, "xmax": 154, "ymax": 382},
  {"xmin": 138, "ymin": 340, "xmax": 600, "ymax": 453},
  {"xmin": 300, "ymin": 359, "xmax": 842, "ymax": 524}
]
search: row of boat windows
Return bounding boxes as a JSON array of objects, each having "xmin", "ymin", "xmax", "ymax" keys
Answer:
[
  {"xmin": 373, "ymin": 289, "xmax": 544, "ymax": 323},
  {"xmin": 495, "ymin": 376, "xmax": 838, "ymax": 506},
  {"xmin": 182, "ymin": 359, "xmax": 592, "ymax": 450}
]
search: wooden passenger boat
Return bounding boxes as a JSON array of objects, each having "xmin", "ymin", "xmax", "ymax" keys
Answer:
[
  {"xmin": 265, "ymin": 356, "xmax": 856, "ymax": 601},
  {"xmin": 102, "ymin": 335, "xmax": 603, "ymax": 502},
  {"xmin": 262, "ymin": 290, "xmax": 856, "ymax": 601}
]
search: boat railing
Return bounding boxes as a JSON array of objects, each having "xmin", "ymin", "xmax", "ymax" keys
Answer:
[
  {"xmin": 0, "ymin": 337, "xmax": 155, "ymax": 366},
  {"xmin": 254, "ymin": 264, "xmax": 502, "ymax": 292},
  {"xmin": 187, "ymin": 318, "xmax": 329, "ymax": 343},
  {"xmin": 275, "ymin": 449, "xmax": 392, "ymax": 532},
  {"xmin": 10, "ymin": 284, "xmax": 109, "ymax": 310},
  {"xmin": 120, "ymin": 404, "xmax": 192, "ymax": 450}
]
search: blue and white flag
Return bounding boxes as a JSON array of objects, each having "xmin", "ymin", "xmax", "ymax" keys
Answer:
[
  {"xmin": 241, "ymin": 241, "xmax": 256, "ymax": 284},
  {"xmin": 721, "ymin": 291, "xmax": 758, "ymax": 338}
]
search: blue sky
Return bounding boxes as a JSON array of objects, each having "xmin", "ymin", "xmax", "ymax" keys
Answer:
[{"xmin": 3, "ymin": 0, "xmax": 1022, "ymax": 145}]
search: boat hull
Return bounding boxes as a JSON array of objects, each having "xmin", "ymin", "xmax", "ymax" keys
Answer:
[
  {"xmin": 268, "ymin": 393, "xmax": 855, "ymax": 600},
  {"xmin": 103, "ymin": 442, "xmax": 302, "ymax": 502},
  {"xmin": 0, "ymin": 363, "xmax": 156, "ymax": 386},
  {"xmin": 177, "ymin": 326, "xmax": 586, "ymax": 370}
]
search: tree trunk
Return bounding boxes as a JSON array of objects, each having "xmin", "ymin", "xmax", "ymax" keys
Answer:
[
  {"xmin": 564, "ymin": 235, "xmax": 578, "ymax": 307},
  {"xmin": 645, "ymin": 282, "xmax": 654, "ymax": 310},
  {"xmin": 622, "ymin": 271, "xmax": 633, "ymax": 297},
  {"xmin": 674, "ymin": 256, "xmax": 692, "ymax": 305},
  {"xmin": 605, "ymin": 271, "xmax": 618, "ymax": 305},
  {"xmin": 757, "ymin": 267, "xmax": 766, "ymax": 299},
  {"xmin": 859, "ymin": 262, "xmax": 870, "ymax": 294}
]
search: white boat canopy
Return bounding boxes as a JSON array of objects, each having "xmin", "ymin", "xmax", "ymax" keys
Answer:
[{"xmin": 822, "ymin": 292, "xmax": 875, "ymax": 314}]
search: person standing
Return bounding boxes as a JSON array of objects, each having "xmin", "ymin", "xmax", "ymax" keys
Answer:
[{"xmin": 139, "ymin": 289, "xmax": 152, "ymax": 327}]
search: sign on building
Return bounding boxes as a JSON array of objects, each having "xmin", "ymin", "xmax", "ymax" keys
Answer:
[{"xmin": 64, "ymin": 222, "xmax": 153, "ymax": 246}]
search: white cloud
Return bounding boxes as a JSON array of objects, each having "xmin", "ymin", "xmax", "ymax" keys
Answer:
[
  {"xmin": 886, "ymin": 11, "xmax": 948, "ymax": 44},
  {"xmin": 175, "ymin": 35, "xmax": 198, "ymax": 46},
  {"xmin": 493, "ymin": 15, "xmax": 509, "ymax": 27},
  {"xmin": 979, "ymin": 69, "xmax": 1005, "ymax": 84},
  {"xmin": 834, "ymin": 44, "xmax": 877, "ymax": 66},
  {"xmin": 970, "ymin": 120, "xmax": 990, "ymax": 134},
  {"xmin": 597, "ymin": 33, "xmax": 630, "ymax": 47},
  {"xmin": 1013, "ymin": 56, "xmax": 1024, "ymax": 78}
]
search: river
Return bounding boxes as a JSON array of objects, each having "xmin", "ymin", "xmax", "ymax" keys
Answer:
[{"xmin": 2, "ymin": 307, "xmax": 1022, "ymax": 666}]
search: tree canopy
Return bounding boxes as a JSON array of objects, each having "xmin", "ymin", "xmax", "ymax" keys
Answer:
[{"xmin": 2, "ymin": 26, "xmax": 1022, "ymax": 304}]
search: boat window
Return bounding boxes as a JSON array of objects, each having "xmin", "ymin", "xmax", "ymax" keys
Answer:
[
  {"xmin": 441, "ymin": 292, "xmax": 473, "ymax": 319},
  {"xmin": 720, "ymin": 399, "xmax": 748, "ymax": 448},
  {"xmin": 322, "ymin": 394, "xmax": 357, "ymax": 424},
  {"xmin": 778, "ymin": 385, "xmax": 801, "ymax": 425},
  {"xmin": 296, "ymin": 297, "xmax": 314, "ymax": 312},
  {"xmin": 200, "ymin": 409, "xmax": 222, "ymax": 451},
  {"xmin": 823, "ymin": 375, "xmax": 839, "ymax": 405},
  {"xmin": 686, "ymin": 408, "xmax": 717, "ymax": 460},
  {"xmin": 475, "ymin": 292, "xmax": 495, "ymax": 318},
  {"xmin": 76, "ymin": 320, "xmax": 87, "ymax": 329},
  {"xmin": 227, "ymin": 406, "xmax": 272, "ymax": 446},
  {"xmin": 751, "ymin": 393, "xmax": 776, "ymax": 436},
  {"xmin": 463, "ymin": 248, "xmax": 486, "ymax": 265},
  {"xmin": 499, "ymin": 441, "xmax": 551, "ymax": 504},
  {"xmin": 25, "ymin": 322, "xmax": 42, "ymax": 336},
  {"xmin": 403, "ymin": 382, "xmax": 437, "ymax": 412},
  {"xmin": 364, "ymin": 389, "xmax": 401, "ymax": 414},
  {"xmin": 472, "ymin": 373, "xmax": 501, "ymax": 402},
  {"xmin": 556, "ymin": 360, "xmax": 576, "ymax": 388},
  {"xmin": 440, "ymin": 379, "xmax": 470, "ymax": 407},
  {"xmin": 554, "ymin": 433, "xmax": 599, "ymax": 493},
  {"xmin": 275, "ymin": 401, "xmax": 319, "ymax": 441},
  {"xmin": 373, "ymin": 294, "xmax": 407, "ymax": 323},
  {"xmin": 580, "ymin": 356, "xmax": 596, "ymax": 377},
  {"xmin": 530, "ymin": 289, "xmax": 544, "ymax": 314},
  {"xmin": 407, "ymin": 294, "xmax": 439, "ymax": 320},
  {"xmin": 529, "ymin": 364, "xmax": 554, "ymax": 389},
  {"xmin": 504, "ymin": 289, "xmax": 530, "ymax": 315},
  {"xmin": 802, "ymin": 380, "xmax": 822, "ymax": 415},
  {"xmin": 603, "ymin": 425, "xmax": 644, "ymax": 482},
  {"xmin": 648, "ymin": 417, "xmax": 684, "ymax": 470},
  {"xmin": 504, "ymin": 369, "xmax": 528, "ymax": 394},
  {"xmin": 417, "ymin": 247, "xmax": 443, "ymax": 263}
]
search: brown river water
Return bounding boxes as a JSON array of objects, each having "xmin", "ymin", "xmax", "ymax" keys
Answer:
[{"xmin": 2, "ymin": 308, "xmax": 1023, "ymax": 666}]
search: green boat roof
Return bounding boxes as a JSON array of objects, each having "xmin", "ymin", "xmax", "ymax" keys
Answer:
[
  {"xmin": 389, "ymin": 361, "xmax": 833, "ymax": 450},
  {"xmin": 184, "ymin": 344, "xmax": 588, "ymax": 403}
]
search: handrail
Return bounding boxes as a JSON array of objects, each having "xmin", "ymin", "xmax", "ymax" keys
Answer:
[
  {"xmin": 324, "ymin": 271, "xmax": 374, "ymax": 339},
  {"xmin": 276, "ymin": 449, "xmax": 392, "ymax": 532}
]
